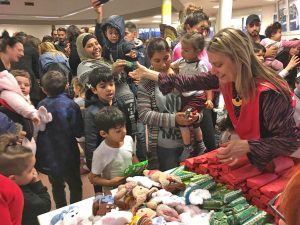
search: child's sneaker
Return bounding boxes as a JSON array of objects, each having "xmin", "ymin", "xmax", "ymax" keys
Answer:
[{"xmin": 179, "ymin": 145, "xmax": 193, "ymax": 162}]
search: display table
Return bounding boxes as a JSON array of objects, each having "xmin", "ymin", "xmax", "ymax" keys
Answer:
[{"xmin": 38, "ymin": 197, "xmax": 94, "ymax": 225}]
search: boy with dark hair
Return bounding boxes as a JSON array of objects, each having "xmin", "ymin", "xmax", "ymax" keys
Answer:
[
  {"xmin": 89, "ymin": 106, "xmax": 138, "ymax": 190},
  {"xmin": 37, "ymin": 70, "xmax": 84, "ymax": 208},
  {"xmin": 91, "ymin": 2, "xmax": 138, "ymax": 148}
]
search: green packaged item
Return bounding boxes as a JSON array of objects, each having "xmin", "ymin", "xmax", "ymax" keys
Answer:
[
  {"xmin": 235, "ymin": 205, "xmax": 258, "ymax": 224},
  {"xmin": 227, "ymin": 196, "xmax": 248, "ymax": 207},
  {"xmin": 223, "ymin": 189, "xmax": 243, "ymax": 203},
  {"xmin": 242, "ymin": 211, "xmax": 268, "ymax": 225},
  {"xmin": 123, "ymin": 160, "xmax": 148, "ymax": 177},
  {"xmin": 233, "ymin": 203, "xmax": 250, "ymax": 213},
  {"xmin": 202, "ymin": 199, "xmax": 224, "ymax": 210},
  {"xmin": 227, "ymin": 215, "xmax": 236, "ymax": 225},
  {"xmin": 210, "ymin": 212, "xmax": 228, "ymax": 225}
]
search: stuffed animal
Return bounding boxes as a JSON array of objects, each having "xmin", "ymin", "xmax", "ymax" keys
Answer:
[
  {"xmin": 92, "ymin": 191, "xmax": 117, "ymax": 216},
  {"xmin": 131, "ymin": 185, "xmax": 158, "ymax": 210},
  {"xmin": 184, "ymin": 187, "xmax": 211, "ymax": 205},
  {"xmin": 113, "ymin": 181, "xmax": 137, "ymax": 210},
  {"xmin": 50, "ymin": 206, "xmax": 91, "ymax": 225},
  {"xmin": 147, "ymin": 189, "xmax": 173, "ymax": 209},
  {"xmin": 93, "ymin": 209, "xmax": 133, "ymax": 225},
  {"xmin": 136, "ymin": 207, "xmax": 156, "ymax": 218},
  {"xmin": 179, "ymin": 207, "xmax": 213, "ymax": 225},
  {"xmin": 156, "ymin": 204, "xmax": 181, "ymax": 222},
  {"xmin": 143, "ymin": 170, "xmax": 185, "ymax": 193},
  {"xmin": 126, "ymin": 176, "xmax": 161, "ymax": 189}
]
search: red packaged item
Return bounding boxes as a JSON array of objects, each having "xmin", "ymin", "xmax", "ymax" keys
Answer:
[
  {"xmin": 259, "ymin": 177, "xmax": 288, "ymax": 198},
  {"xmin": 248, "ymin": 189, "xmax": 261, "ymax": 199},
  {"xmin": 251, "ymin": 197, "xmax": 266, "ymax": 210},
  {"xmin": 247, "ymin": 173, "xmax": 278, "ymax": 189},
  {"xmin": 260, "ymin": 195, "xmax": 272, "ymax": 206},
  {"xmin": 226, "ymin": 164, "xmax": 262, "ymax": 185}
]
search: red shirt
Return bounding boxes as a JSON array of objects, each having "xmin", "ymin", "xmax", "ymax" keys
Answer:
[{"xmin": 0, "ymin": 174, "xmax": 24, "ymax": 225}]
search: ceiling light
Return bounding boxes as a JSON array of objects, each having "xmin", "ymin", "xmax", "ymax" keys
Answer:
[
  {"xmin": 130, "ymin": 19, "xmax": 140, "ymax": 22},
  {"xmin": 153, "ymin": 15, "xmax": 162, "ymax": 19},
  {"xmin": 213, "ymin": 5, "xmax": 219, "ymax": 9},
  {"xmin": 152, "ymin": 20, "xmax": 161, "ymax": 23}
]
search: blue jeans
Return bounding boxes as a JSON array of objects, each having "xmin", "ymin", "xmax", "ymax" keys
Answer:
[{"xmin": 157, "ymin": 145, "xmax": 183, "ymax": 171}]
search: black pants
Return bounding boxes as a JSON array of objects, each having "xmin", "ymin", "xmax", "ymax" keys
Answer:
[
  {"xmin": 48, "ymin": 167, "xmax": 82, "ymax": 209},
  {"xmin": 200, "ymin": 108, "xmax": 217, "ymax": 151}
]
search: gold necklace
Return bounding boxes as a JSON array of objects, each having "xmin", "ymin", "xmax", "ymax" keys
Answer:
[{"xmin": 232, "ymin": 96, "xmax": 242, "ymax": 107}]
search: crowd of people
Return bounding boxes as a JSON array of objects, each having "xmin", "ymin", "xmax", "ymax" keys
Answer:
[{"xmin": 0, "ymin": 0, "xmax": 300, "ymax": 224}]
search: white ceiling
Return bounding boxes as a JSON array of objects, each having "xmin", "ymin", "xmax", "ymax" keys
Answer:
[{"xmin": 0, "ymin": 0, "xmax": 278, "ymax": 25}]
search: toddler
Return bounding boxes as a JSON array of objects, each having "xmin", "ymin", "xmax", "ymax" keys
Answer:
[
  {"xmin": 171, "ymin": 32, "xmax": 213, "ymax": 161},
  {"xmin": 0, "ymin": 134, "xmax": 51, "ymax": 225}
]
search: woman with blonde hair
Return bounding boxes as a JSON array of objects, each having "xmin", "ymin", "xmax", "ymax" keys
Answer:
[
  {"xmin": 130, "ymin": 28, "xmax": 300, "ymax": 170},
  {"xmin": 38, "ymin": 41, "xmax": 70, "ymax": 75}
]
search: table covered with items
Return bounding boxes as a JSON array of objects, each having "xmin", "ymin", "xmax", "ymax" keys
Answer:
[{"xmin": 38, "ymin": 147, "xmax": 297, "ymax": 225}]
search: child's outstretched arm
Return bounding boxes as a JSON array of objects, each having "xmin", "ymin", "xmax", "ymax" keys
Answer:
[{"xmin": 88, "ymin": 173, "xmax": 125, "ymax": 187}]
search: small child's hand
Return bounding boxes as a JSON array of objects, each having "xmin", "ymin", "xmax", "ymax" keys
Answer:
[
  {"xmin": 205, "ymin": 100, "xmax": 214, "ymax": 109},
  {"xmin": 17, "ymin": 130, "xmax": 26, "ymax": 145},
  {"xmin": 31, "ymin": 168, "xmax": 40, "ymax": 183},
  {"xmin": 126, "ymin": 50, "xmax": 137, "ymax": 59},
  {"xmin": 167, "ymin": 67, "xmax": 176, "ymax": 76}
]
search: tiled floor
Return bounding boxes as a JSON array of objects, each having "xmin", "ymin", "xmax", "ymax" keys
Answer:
[{"xmin": 39, "ymin": 172, "xmax": 95, "ymax": 210}]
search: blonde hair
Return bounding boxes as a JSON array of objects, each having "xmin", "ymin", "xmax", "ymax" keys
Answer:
[
  {"xmin": 39, "ymin": 41, "xmax": 66, "ymax": 58},
  {"xmin": 72, "ymin": 77, "xmax": 85, "ymax": 96},
  {"xmin": 0, "ymin": 134, "xmax": 33, "ymax": 176},
  {"xmin": 207, "ymin": 28, "xmax": 290, "ymax": 102}
]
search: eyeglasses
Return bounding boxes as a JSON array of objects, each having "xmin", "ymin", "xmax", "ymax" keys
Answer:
[{"xmin": 268, "ymin": 193, "xmax": 286, "ymax": 223}]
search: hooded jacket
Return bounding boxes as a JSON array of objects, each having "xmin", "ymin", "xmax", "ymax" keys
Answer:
[{"xmin": 95, "ymin": 15, "xmax": 135, "ymax": 62}]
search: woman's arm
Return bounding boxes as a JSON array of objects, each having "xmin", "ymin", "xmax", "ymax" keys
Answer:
[
  {"xmin": 247, "ymin": 90, "xmax": 299, "ymax": 170},
  {"xmin": 158, "ymin": 72, "xmax": 219, "ymax": 95}
]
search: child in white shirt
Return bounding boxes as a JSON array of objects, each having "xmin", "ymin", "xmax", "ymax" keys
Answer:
[{"xmin": 89, "ymin": 106, "xmax": 139, "ymax": 190}]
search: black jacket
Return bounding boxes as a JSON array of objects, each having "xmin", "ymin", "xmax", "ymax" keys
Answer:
[
  {"xmin": 20, "ymin": 181, "xmax": 51, "ymax": 225},
  {"xmin": 95, "ymin": 15, "xmax": 135, "ymax": 62}
]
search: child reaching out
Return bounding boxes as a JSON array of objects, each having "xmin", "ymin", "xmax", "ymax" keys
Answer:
[
  {"xmin": 0, "ymin": 134, "xmax": 51, "ymax": 225},
  {"xmin": 89, "ymin": 106, "xmax": 139, "ymax": 190},
  {"xmin": 171, "ymin": 32, "xmax": 213, "ymax": 161}
]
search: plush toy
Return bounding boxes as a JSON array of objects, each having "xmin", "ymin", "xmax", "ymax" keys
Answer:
[
  {"xmin": 92, "ymin": 191, "xmax": 117, "ymax": 216},
  {"xmin": 184, "ymin": 187, "xmax": 211, "ymax": 205},
  {"xmin": 143, "ymin": 170, "xmax": 185, "ymax": 193},
  {"xmin": 126, "ymin": 176, "xmax": 161, "ymax": 189},
  {"xmin": 131, "ymin": 185, "xmax": 158, "ymax": 210},
  {"xmin": 136, "ymin": 207, "xmax": 156, "ymax": 219},
  {"xmin": 156, "ymin": 204, "xmax": 181, "ymax": 222},
  {"xmin": 113, "ymin": 181, "xmax": 137, "ymax": 210},
  {"xmin": 93, "ymin": 209, "xmax": 133, "ymax": 225},
  {"xmin": 147, "ymin": 189, "xmax": 172, "ymax": 209},
  {"xmin": 179, "ymin": 207, "xmax": 213, "ymax": 225},
  {"xmin": 130, "ymin": 215, "xmax": 153, "ymax": 225},
  {"xmin": 50, "ymin": 206, "xmax": 91, "ymax": 225},
  {"xmin": 152, "ymin": 216, "xmax": 182, "ymax": 225}
]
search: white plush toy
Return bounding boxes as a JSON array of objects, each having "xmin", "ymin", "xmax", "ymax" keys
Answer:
[
  {"xmin": 93, "ymin": 209, "xmax": 133, "ymax": 225},
  {"xmin": 126, "ymin": 176, "xmax": 161, "ymax": 189},
  {"xmin": 189, "ymin": 189, "xmax": 211, "ymax": 205},
  {"xmin": 50, "ymin": 206, "xmax": 91, "ymax": 225}
]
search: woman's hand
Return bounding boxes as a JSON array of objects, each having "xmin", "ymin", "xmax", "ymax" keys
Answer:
[
  {"xmin": 286, "ymin": 55, "xmax": 300, "ymax": 72},
  {"xmin": 175, "ymin": 112, "xmax": 199, "ymax": 126},
  {"xmin": 129, "ymin": 62, "xmax": 159, "ymax": 81},
  {"xmin": 112, "ymin": 60, "xmax": 126, "ymax": 75},
  {"xmin": 216, "ymin": 140, "xmax": 250, "ymax": 165}
]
